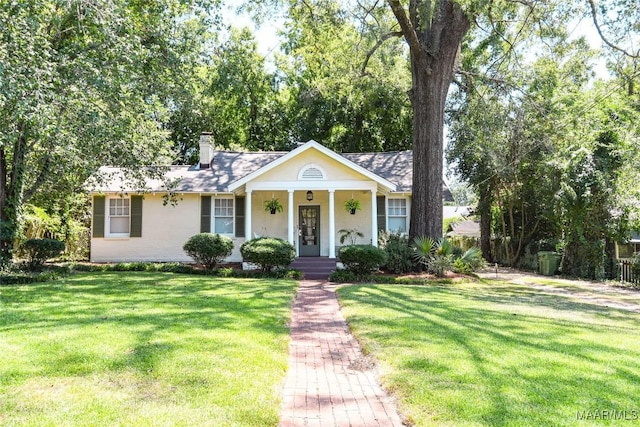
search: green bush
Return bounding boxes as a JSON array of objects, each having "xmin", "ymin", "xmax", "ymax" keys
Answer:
[
  {"xmin": 338, "ymin": 244, "xmax": 388, "ymax": 276},
  {"xmin": 18, "ymin": 238, "xmax": 65, "ymax": 270},
  {"xmin": 240, "ymin": 237, "xmax": 295, "ymax": 272},
  {"xmin": 183, "ymin": 233, "xmax": 234, "ymax": 270},
  {"xmin": 413, "ymin": 237, "xmax": 484, "ymax": 277},
  {"xmin": 379, "ymin": 231, "xmax": 415, "ymax": 273},
  {"xmin": 329, "ymin": 269, "xmax": 366, "ymax": 283}
]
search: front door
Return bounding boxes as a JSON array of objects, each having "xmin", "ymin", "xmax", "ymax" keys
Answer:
[{"xmin": 299, "ymin": 206, "xmax": 320, "ymax": 256}]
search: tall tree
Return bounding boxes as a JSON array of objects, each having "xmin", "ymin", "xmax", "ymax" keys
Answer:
[
  {"xmin": 0, "ymin": 0, "xmax": 215, "ymax": 262},
  {"xmin": 280, "ymin": 1, "xmax": 413, "ymax": 152}
]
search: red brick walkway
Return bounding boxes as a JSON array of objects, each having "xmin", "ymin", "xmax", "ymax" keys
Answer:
[{"xmin": 280, "ymin": 281, "xmax": 404, "ymax": 427}]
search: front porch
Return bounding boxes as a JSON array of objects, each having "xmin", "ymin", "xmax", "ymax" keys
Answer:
[{"xmin": 244, "ymin": 187, "xmax": 381, "ymax": 259}]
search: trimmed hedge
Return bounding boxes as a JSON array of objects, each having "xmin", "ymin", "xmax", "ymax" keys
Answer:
[
  {"xmin": 183, "ymin": 233, "xmax": 234, "ymax": 270},
  {"xmin": 338, "ymin": 244, "xmax": 387, "ymax": 276},
  {"xmin": 240, "ymin": 237, "xmax": 295, "ymax": 272}
]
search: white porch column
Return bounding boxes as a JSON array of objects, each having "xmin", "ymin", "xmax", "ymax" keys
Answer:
[
  {"xmin": 287, "ymin": 189, "xmax": 295, "ymax": 245},
  {"xmin": 328, "ymin": 189, "xmax": 336, "ymax": 258},
  {"xmin": 245, "ymin": 190, "xmax": 252, "ymax": 239},
  {"xmin": 371, "ymin": 189, "xmax": 378, "ymax": 246}
]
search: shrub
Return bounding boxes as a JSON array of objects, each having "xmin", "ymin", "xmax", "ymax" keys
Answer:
[
  {"xmin": 413, "ymin": 237, "xmax": 485, "ymax": 277},
  {"xmin": 183, "ymin": 233, "xmax": 234, "ymax": 270},
  {"xmin": 240, "ymin": 237, "xmax": 295, "ymax": 272},
  {"xmin": 18, "ymin": 238, "xmax": 65, "ymax": 270},
  {"xmin": 378, "ymin": 231, "xmax": 415, "ymax": 273},
  {"xmin": 338, "ymin": 244, "xmax": 387, "ymax": 276},
  {"xmin": 329, "ymin": 269, "xmax": 367, "ymax": 283}
]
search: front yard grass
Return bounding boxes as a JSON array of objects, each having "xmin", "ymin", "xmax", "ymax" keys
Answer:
[
  {"xmin": 337, "ymin": 280, "xmax": 640, "ymax": 426},
  {"xmin": 0, "ymin": 272, "xmax": 297, "ymax": 426}
]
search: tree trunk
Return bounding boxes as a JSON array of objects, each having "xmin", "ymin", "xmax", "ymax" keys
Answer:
[
  {"xmin": 0, "ymin": 123, "xmax": 28, "ymax": 263},
  {"xmin": 393, "ymin": 0, "xmax": 470, "ymax": 240},
  {"xmin": 478, "ymin": 184, "xmax": 493, "ymax": 262}
]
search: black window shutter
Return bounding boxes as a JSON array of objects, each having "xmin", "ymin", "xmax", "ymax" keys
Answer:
[
  {"xmin": 235, "ymin": 196, "xmax": 245, "ymax": 237},
  {"xmin": 93, "ymin": 196, "xmax": 105, "ymax": 238},
  {"xmin": 130, "ymin": 196, "xmax": 143, "ymax": 237},
  {"xmin": 200, "ymin": 196, "xmax": 211, "ymax": 233},
  {"xmin": 376, "ymin": 196, "xmax": 386, "ymax": 232}
]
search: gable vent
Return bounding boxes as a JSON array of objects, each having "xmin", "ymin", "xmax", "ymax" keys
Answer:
[{"xmin": 301, "ymin": 167, "xmax": 324, "ymax": 180}]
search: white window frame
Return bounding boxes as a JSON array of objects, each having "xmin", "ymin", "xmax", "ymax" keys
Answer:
[
  {"xmin": 106, "ymin": 196, "xmax": 131, "ymax": 238},
  {"xmin": 387, "ymin": 198, "xmax": 407, "ymax": 233},
  {"xmin": 213, "ymin": 197, "xmax": 234, "ymax": 236}
]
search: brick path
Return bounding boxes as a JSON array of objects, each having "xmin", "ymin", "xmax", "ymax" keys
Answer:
[{"xmin": 280, "ymin": 280, "xmax": 405, "ymax": 427}]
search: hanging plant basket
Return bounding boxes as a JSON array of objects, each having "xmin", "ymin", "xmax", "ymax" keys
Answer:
[
  {"xmin": 344, "ymin": 198, "xmax": 361, "ymax": 215},
  {"xmin": 264, "ymin": 198, "xmax": 283, "ymax": 214}
]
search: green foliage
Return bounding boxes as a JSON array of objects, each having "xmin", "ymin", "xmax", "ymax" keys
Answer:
[
  {"xmin": 20, "ymin": 200, "xmax": 89, "ymax": 261},
  {"xmin": 338, "ymin": 244, "xmax": 388, "ymax": 276},
  {"xmin": 183, "ymin": 233, "xmax": 234, "ymax": 270},
  {"xmin": 338, "ymin": 228, "xmax": 364, "ymax": 245},
  {"xmin": 413, "ymin": 237, "xmax": 484, "ymax": 277},
  {"xmin": 0, "ymin": 262, "xmax": 69, "ymax": 285},
  {"xmin": 18, "ymin": 239, "xmax": 65, "ymax": 271},
  {"xmin": 343, "ymin": 199, "xmax": 362, "ymax": 213},
  {"xmin": 378, "ymin": 231, "xmax": 415, "ymax": 274},
  {"xmin": 240, "ymin": 237, "xmax": 295, "ymax": 272},
  {"xmin": 329, "ymin": 269, "xmax": 363, "ymax": 283},
  {"xmin": 453, "ymin": 247, "xmax": 486, "ymax": 274},
  {"xmin": 264, "ymin": 198, "xmax": 283, "ymax": 213},
  {"xmin": 0, "ymin": 0, "xmax": 216, "ymax": 262}
]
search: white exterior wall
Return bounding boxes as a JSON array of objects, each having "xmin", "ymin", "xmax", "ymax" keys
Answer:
[{"xmin": 91, "ymin": 194, "xmax": 245, "ymax": 263}]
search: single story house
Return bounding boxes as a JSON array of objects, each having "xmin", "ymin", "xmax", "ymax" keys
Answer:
[
  {"xmin": 616, "ymin": 231, "xmax": 640, "ymax": 259},
  {"xmin": 89, "ymin": 134, "xmax": 415, "ymax": 263}
]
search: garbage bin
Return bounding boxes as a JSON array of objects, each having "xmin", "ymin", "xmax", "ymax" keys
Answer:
[{"xmin": 538, "ymin": 251, "xmax": 561, "ymax": 276}]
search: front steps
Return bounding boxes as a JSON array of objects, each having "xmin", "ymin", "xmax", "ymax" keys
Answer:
[{"xmin": 290, "ymin": 257, "xmax": 337, "ymax": 280}]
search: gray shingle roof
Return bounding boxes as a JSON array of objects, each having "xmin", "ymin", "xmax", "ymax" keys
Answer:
[{"xmin": 90, "ymin": 149, "xmax": 413, "ymax": 193}]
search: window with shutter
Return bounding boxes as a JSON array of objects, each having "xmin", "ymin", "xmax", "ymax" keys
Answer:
[
  {"xmin": 93, "ymin": 196, "xmax": 105, "ymax": 238},
  {"xmin": 200, "ymin": 196, "xmax": 211, "ymax": 233},
  {"xmin": 235, "ymin": 197, "xmax": 245, "ymax": 237}
]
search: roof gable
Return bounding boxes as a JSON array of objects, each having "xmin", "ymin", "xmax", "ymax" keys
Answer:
[{"xmin": 227, "ymin": 140, "xmax": 396, "ymax": 192}]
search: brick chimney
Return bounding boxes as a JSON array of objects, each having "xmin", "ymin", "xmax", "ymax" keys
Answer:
[{"xmin": 199, "ymin": 132, "xmax": 214, "ymax": 169}]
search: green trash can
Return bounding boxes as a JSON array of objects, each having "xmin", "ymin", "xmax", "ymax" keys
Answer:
[{"xmin": 538, "ymin": 251, "xmax": 561, "ymax": 276}]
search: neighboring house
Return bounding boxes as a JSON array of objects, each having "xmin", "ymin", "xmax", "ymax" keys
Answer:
[
  {"xmin": 616, "ymin": 231, "xmax": 640, "ymax": 259},
  {"xmin": 445, "ymin": 220, "xmax": 480, "ymax": 239},
  {"xmin": 89, "ymin": 134, "xmax": 415, "ymax": 263}
]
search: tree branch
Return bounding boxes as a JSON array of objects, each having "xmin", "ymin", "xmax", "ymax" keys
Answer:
[
  {"xmin": 23, "ymin": 154, "xmax": 52, "ymax": 203},
  {"xmin": 386, "ymin": 0, "xmax": 422, "ymax": 53},
  {"xmin": 588, "ymin": 0, "xmax": 640, "ymax": 59},
  {"xmin": 361, "ymin": 31, "xmax": 403, "ymax": 75}
]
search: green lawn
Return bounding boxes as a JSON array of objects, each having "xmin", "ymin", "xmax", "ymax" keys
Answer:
[
  {"xmin": 337, "ymin": 280, "xmax": 640, "ymax": 426},
  {"xmin": 0, "ymin": 272, "xmax": 297, "ymax": 426}
]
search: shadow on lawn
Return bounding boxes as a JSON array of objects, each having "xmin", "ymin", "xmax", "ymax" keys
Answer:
[
  {"xmin": 0, "ymin": 272, "xmax": 295, "ymax": 381},
  {"xmin": 338, "ymin": 284, "xmax": 640, "ymax": 426}
]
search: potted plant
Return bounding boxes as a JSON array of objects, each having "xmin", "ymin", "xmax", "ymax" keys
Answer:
[
  {"xmin": 344, "ymin": 198, "xmax": 361, "ymax": 215},
  {"xmin": 264, "ymin": 198, "xmax": 283, "ymax": 214}
]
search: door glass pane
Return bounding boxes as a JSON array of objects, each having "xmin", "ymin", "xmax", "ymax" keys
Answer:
[{"xmin": 301, "ymin": 208, "xmax": 317, "ymax": 246}]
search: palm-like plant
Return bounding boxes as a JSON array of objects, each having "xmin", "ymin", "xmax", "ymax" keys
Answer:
[
  {"xmin": 338, "ymin": 228, "xmax": 364, "ymax": 245},
  {"xmin": 412, "ymin": 237, "xmax": 454, "ymax": 277}
]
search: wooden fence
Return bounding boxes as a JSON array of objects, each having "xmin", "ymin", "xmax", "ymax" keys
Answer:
[{"xmin": 619, "ymin": 259, "xmax": 640, "ymax": 286}]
